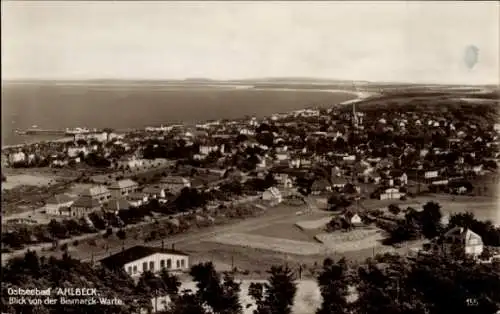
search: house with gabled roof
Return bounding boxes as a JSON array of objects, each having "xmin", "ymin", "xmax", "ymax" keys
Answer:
[
  {"xmin": 342, "ymin": 211, "xmax": 364, "ymax": 227},
  {"xmin": 70, "ymin": 197, "xmax": 102, "ymax": 218},
  {"xmin": 108, "ymin": 179, "xmax": 139, "ymax": 198},
  {"xmin": 431, "ymin": 227, "xmax": 484, "ymax": 259},
  {"xmin": 100, "ymin": 245, "xmax": 190, "ymax": 279},
  {"xmin": 143, "ymin": 185, "xmax": 167, "ymax": 199},
  {"xmin": 44, "ymin": 194, "xmax": 77, "ymax": 215},
  {"xmin": 79, "ymin": 185, "xmax": 111, "ymax": 204},
  {"xmin": 262, "ymin": 187, "xmax": 283, "ymax": 204}
]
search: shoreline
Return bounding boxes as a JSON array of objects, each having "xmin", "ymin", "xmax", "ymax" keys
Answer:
[{"xmin": 2, "ymin": 89, "xmax": 374, "ymax": 150}]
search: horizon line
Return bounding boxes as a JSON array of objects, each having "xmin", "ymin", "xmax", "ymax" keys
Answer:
[{"xmin": 2, "ymin": 77, "xmax": 498, "ymax": 87}]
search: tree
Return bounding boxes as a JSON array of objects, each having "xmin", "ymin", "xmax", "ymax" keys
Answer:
[
  {"xmin": 167, "ymin": 291, "xmax": 208, "ymax": 314},
  {"xmin": 420, "ymin": 202, "xmax": 443, "ymax": 239},
  {"xmin": 189, "ymin": 262, "xmax": 242, "ymax": 314},
  {"xmin": 136, "ymin": 270, "xmax": 166, "ymax": 295},
  {"xmin": 388, "ymin": 204, "xmax": 401, "ymax": 216},
  {"xmin": 384, "ymin": 220, "xmax": 420, "ymax": 245},
  {"xmin": 252, "ymin": 265, "xmax": 297, "ymax": 314},
  {"xmin": 327, "ymin": 193, "xmax": 352, "ymax": 211},
  {"xmin": 159, "ymin": 268, "xmax": 181, "ymax": 297},
  {"xmin": 48, "ymin": 219, "xmax": 69, "ymax": 239},
  {"xmin": 117, "ymin": 229, "xmax": 126, "ymax": 240},
  {"xmin": 89, "ymin": 212, "xmax": 106, "ymax": 230},
  {"xmin": 316, "ymin": 258, "xmax": 350, "ymax": 314}
]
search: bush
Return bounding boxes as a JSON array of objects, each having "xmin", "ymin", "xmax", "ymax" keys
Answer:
[
  {"xmin": 104, "ymin": 228, "xmax": 113, "ymax": 238},
  {"xmin": 388, "ymin": 204, "xmax": 401, "ymax": 215},
  {"xmin": 117, "ymin": 229, "xmax": 126, "ymax": 240}
]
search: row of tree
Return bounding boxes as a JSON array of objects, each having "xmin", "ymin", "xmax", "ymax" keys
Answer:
[{"xmin": 2, "ymin": 250, "xmax": 499, "ymax": 314}]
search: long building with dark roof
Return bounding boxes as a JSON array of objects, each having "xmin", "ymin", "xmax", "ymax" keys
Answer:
[{"xmin": 100, "ymin": 245, "xmax": 189, "ymax": 278}]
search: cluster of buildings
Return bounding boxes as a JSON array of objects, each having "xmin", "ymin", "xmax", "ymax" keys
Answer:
[
  {"xmin": 3, "ymin": 96, "xmax": 497, "ymax": 229},
  {"xmin": 44, "ymin": 176, "xmax": 190, "ymax": 218}
]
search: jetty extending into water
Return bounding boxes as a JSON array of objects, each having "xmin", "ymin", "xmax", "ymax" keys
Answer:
[
  {"xmin": 15, "ymin": 127, "xmax": 104, "ymax": 136},
  {"xmin": 17, "ymin": 129, "xmax": 66, "ymax": 136}
]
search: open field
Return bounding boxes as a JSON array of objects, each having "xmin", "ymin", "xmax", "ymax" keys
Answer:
[
  {"xmin": 209, "ymin": 233, "xmax": 326, "ymax": 255},
  {"xmin": 15, "ymin": 190, "xmax": 493, "ymax": 270},
  {"xmin": 250, "ymin": 222, "xmax": 317, "ymax": 242},
  {"xmin": 27, "ymin": 198, "xmax": 424, "ymax": 271},
  {"xmin": 314, "ymin": 229, "xmax": 385, "ymax": 253},
  {"xmin": 1, "ymin": 174, "xmax": 58, "ymax": 190},
  {"xmin": 295, "ymin": 216, "xmax": 333, "ymax": 230}
]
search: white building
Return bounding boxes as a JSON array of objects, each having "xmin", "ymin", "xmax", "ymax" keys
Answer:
[
  {"xmin": 348, "ymin": 213, "xmax": 363, "ymax": 226},
  {"xmin": 379, "ymin": 188, "xmax": 405, "ymax": 200},
  {"xmin": 438, "ymin": 227, "xmax": 484, "ymax": 259},
  {"xmin": 472, "ymin": 165, "xmax": 484, "ymax": 175},
  {"xmin": 275, "ymin": 153, "xmax": 289, "ymax": 161},
  {"xmin": 9, "ymin": 151, "xmax": 26, "ymax": 164},
  {"xmin": 100, "ymin": 245, "xmax": 190, "ymax": 279},
  {"xmin": 127, "ymin": 192, "xmax": 149, "ymax": 207},
  {"xmin": 262, "ymin": 187, "xmax": 283, "ymax": 204},
  {"xmin": 199, "ymin": 145, "xmax": 219, "ymax": 156},
  {"xmin": 44, "ymin": 194, "xmax": 76, "ymax": 215},
  {"xmin": 67, "ymin": 147, "xmax": 88, "ymax": 158},
  {"xmin": 400, "ymin": 173, "xmax": 408, "ymax": 186},
  {"xmin": 342, "ymin": 155, "xmax": 356, "ymax": 162},
  {"xmin": 142, "ymin": 185, "xmax": 167, "ymax": 199},
  {"xmin": 424, "ymin": 170, "xmax": 439, "ymax": 179},
  {"xmin": 117, "ymin": 156, "xmax": 144, "ymax": 170},
  {"xmin": 274, "ymin": 173, "xmax": 293, "ymax": 189},
  {"xmin": 240, "ymin": 128, "xmax": 255, "ymax": 136}
]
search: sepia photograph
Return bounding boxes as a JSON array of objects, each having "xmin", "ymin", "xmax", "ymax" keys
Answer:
[{"xmin": 1, "ymin": 1, "xmax": 499, "ymax": 313}]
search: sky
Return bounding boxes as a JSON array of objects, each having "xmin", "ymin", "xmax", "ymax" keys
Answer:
[{"xmin": 2, "ymin": 1, "xmax": 499, "ymax": 84}]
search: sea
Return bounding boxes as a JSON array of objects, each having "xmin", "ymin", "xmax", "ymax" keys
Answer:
[{"xmin": 1, "ymin": 82, "xmax": 357, "ymax": 146}]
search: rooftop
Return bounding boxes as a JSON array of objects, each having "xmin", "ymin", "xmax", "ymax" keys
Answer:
[
  {"xmin": 100, "ymin": 245, "xmax": 189, "ymax": 269},
  {"xmin": 72, "ymin": 196, "xmax": 101, "ymax": 208},
  {"xmin": 46, "ymin": 194, "xmax": 75, "ymax": 205},
  {"xmin": 109, "ymin": 179, "xmax": 138, "ymax": 190},
  {"xmin": 160, "ymin": 176, "xmax": 190, "ymax": 185},
  {"xmin": 80, "ymin": 185, "xmax": 110, "ymax": 197}
]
